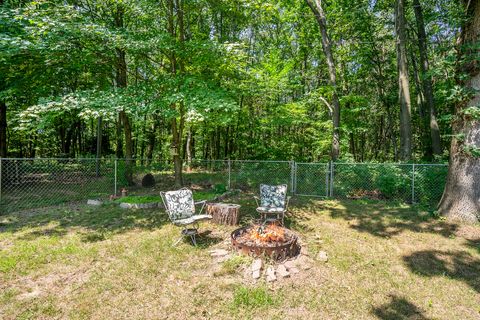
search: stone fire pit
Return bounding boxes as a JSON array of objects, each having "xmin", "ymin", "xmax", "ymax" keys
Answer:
[{"xmin": 231, "ymin": 222, "xmax": 299, "ymax": 261}]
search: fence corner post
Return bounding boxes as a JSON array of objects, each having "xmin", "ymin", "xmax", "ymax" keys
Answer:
[
  {"xmin": 114, "ymin": 158, "xmax": 118, "ymax": 196},
  {"xmin": 411, "ymin": 163, "xmax": 415, "ymax": 204},
  {"xmin": 227, "ymin": 159, "xmax": 231, "ymax": 190}
]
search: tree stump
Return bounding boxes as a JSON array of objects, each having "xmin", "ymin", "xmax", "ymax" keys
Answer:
[{"xmin": 206, "ymin": 203, "xmax": 240, "ymax": 226}]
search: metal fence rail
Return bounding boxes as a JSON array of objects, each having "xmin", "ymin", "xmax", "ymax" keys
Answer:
[{"xmin": 0, "ymin": 158, "xmax": 448, "ymax": 214}]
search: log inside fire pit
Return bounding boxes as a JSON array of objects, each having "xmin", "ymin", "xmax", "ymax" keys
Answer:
[{"xmin": 231, "ymin": 223, "xmax": 299, "ymax": 261}]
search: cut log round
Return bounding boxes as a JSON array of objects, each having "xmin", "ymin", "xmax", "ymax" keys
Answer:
[{"xmin": 206, "ymin": 203, "xmax": 241, "ymax": 226}]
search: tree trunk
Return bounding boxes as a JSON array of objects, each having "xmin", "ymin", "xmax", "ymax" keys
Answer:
[
  {"xmin": 0, "ymin": 101, "xmax": 7, "ymax": 157},
  {"xmin": 186, "ymin": 127, "xmax": 192, "ymax": 171},
  {"xmin": 395, "ymin": 0, "xmax": 413, "ymax": 161},
  {"xmin": 95, "ymin": 116, "xmax": 102, "ymax": 177},
  {"xmin": 115, "ymin": 115, "xmax": 123, "ymax": 158},
  {"xmin": 413, "ymin": 0, "xmax": 442, "ymax": 156},
  {"xmin": 145, "ymin": 120, "xmax": 156, "ymax": 165},
  {"xmin": 305, "ymin": 0, "xmax": 340, "ymax": 161},
  {"xmin": 206, "ymin": 203, "xmax": 240, "ymax": 226},
  {"xmin": 438, "ymin": 0, "xmax": 480, "ymax": 223},
  {"xmin": 115, "ymin": 5, "xmax": 134, "ymax": 185}
]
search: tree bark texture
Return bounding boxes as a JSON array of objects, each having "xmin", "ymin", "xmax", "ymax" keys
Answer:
[
  {"xmin": 438, "ymin": 0, "xmax": 480, "ymax": 223},
  {"xmin": 395, "ymin": 0, "xmax": 413, "ymax": 161},
  {"xmin": 305, "ymin": 0, "xmax": 340, "ymax": 161},
  {"xmin": 412, "ymin": 0, "xmax": 442, "ymax": 156},
  {"xmin": 0, "ymin": 101, "xmax": 7, "ymax": 157},
  {"xmin": 206, "ymin": 203, "xmax": 240, "ymax": 225}
]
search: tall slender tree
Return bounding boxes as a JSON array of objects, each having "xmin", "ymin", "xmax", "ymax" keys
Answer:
[
  {"xmin": 412, "ymin": 0, "xmax": 442, "ymax": 157},
  {"xmin": 114, "ymin": 4, "xmax": 134, "ymax": 185},
  {"xmin": 305, "ymin": 0, "xmax": 341, "ymax": 161},
  {"xmin": 395, "ymin": 0, "xmax": 413, "ymax": 161}
]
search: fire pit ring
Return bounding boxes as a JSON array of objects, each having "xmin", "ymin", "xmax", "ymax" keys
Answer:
[{"xmin": 231, "ymin": 224, "xmax": 299, "ymax": 261}]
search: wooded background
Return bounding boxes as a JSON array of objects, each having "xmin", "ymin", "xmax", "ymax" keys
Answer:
[{"xmin": 0, "ymin": 0, "xmax": 465, "ymax": 164}]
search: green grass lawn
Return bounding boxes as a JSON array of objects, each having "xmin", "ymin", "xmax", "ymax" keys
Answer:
[{"xmin": 0, "ymin": 195, "xmax": 479, "ymax": 319}]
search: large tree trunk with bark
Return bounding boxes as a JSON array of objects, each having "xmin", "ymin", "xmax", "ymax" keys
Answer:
[
  {"xmin": 395, "ymin": 0, "xmax": 413, "ymax": 161},
  {"xmin": 305, "ymin": 0, "xmax": 340, "ymax": 161},
  {"xmin": 438, "ymin": 0, "xmax": 480, "ymax": 223},
  {"xmin": 0, "ymin": 101, "xmax": 7, "ymax": 157},
  {"xmin": 412, "ymin": 0, "xmax": 442, "ymax": 156}
]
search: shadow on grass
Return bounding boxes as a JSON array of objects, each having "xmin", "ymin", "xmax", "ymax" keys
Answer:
[
  {"xmin": 292, "ymin": 198, "xmax": 459, "ymax": 239},
  {"xmin": 466, "ymin": 238, "xmax": 480, "ymax": 254},
  {"xmin": 195, "ymin": 230, "xmax": 224, "ymax": 249},
  {"xmin": 0, "ymin": 204, "xmax": 170, "ymax": 240},
  {"xmin": 372, "ymin": 295, "xmax": 431, "ymax": 320},
  {"xmin": 403, "ymin": 250, "xmax": 480, "ymax": 293}
]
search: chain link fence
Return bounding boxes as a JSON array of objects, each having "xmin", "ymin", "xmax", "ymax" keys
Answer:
[
  {"xmin": 0, "ymin": 158, "xmax": 448, "ymax": 213},
  {"xmin": 0, "ymin": 158, "xmax": 115, "ymax": 213}
]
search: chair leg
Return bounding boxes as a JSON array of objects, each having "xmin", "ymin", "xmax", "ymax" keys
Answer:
[
  {"xmin": 172, "ymin": 234, "xmax": 184, "ymax": 247},
  {"xmin": 190, "ymin": 234, "xmax": 197, "ymax": 246}
]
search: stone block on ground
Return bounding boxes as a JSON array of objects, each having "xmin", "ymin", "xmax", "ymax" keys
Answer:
[
  {"xmin": 297, "ymin": 255, "xmax": 313, "ymax": 270},
  {"xmin": 316, "ymin": 251, "xmax": 328, "ymax": 262},
  {"xmin": 284, "ymin": 260, "xmax": 296, "ymax": 270},
  {"xmin": 266, "ymin": 266, "xmax": 276, "ymax": 282},
  {"xmin": 87, "ymin": 199, "xmax": 103, "ymax": 206},
  {"xmin": 300, "ymin": 246, "xmax": 309, "ymax": 256},
  {"xmin": 252, "ymin": 269, "xmax": 261, "ymax": 280},
  {"xmin": 209, "ymin": 249, "xmax": 229, "ymax": 257},
  {"xmin": 251, "ymin": 258, "xmax": 263, "ymax": 272},
  {"xmin": 276, "ymin": 264, "xmax": 290, "ymax": 278},
  {"xmin": 288, "ymin": 266, "xmax": 300, "ymax": 274}
]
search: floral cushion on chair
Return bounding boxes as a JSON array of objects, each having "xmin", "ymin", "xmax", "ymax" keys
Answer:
[
  {"xmin": 163, "ymin": 188, "xmax": 196, "ymax": 221},
  {"xmin": 260, "ymin": 184, "xmax": 287, "ymax": 208}
]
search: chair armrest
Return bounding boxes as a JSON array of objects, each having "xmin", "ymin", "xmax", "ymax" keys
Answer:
[
  {"xmin": 254, "ymin": 196, "xmax": 260, "ymax": 207},
  {"xmin": 194, "ymin": 200, "xmax": 207, "ymax": 205}
]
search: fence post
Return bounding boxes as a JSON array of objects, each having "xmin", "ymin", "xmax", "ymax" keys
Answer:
[
  {"xmin": 114, "ymin": 159, "xmax": 118, "ymax": 195},
  {"xmin": 330, "ymin": 161, "xmax": 334, "ymax": 197},
  {"xmin": 290, "ymin": 161, "xmax": 295, "ymax": 194},
  {"xmin": 325, "ymin": 163, "xmax": 329, "ymax": 197},
  {"xmin": 228, "ymin": 159, "xmax": 231, "ymax": 190},
  {"xmin": 411, "ymin": 163, "xmax": 415, "ymax": 204}
]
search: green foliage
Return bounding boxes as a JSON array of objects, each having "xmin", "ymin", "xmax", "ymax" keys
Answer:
[
  {"xmin": 0, "ymin": 0, "xmax": 465, "ymax": 163},
  {"xmin": 231, "ymin": 285, "xmax": 278, "ymax": 309},
  {"xmin": 215, "ymin": 254, "xmax": 251, "ymax": 276},
  {"xmin": 213, "ymin": 183, "xmax": 227, "ymax": 194},
  {"xmin": 462, "ymin": 145, "xmax": 480, "ymax": 158}
]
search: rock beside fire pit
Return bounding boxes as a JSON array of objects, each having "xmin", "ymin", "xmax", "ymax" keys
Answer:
[
  {"xmin": 266, "ymin": 266, "xmax": 276, "ymax": 282},
  {"xmin": 251, "ymin": 258, "xmax": 263, "ymax": 280},
  {"xmin": 276, "ymin": 264, "xmax": 290, "ymax": 278},
  {"xmin": 316, "ymin": 251, "xmax": 328, "ymax": 262}
]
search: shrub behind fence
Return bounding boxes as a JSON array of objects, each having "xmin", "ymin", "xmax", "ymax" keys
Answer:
[{"xmin": 0, "ymin": 158, "xmax": 448, "ymax": 213}]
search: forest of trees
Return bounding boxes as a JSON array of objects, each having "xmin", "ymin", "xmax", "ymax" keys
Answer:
[{"xmin": 1, "ymin": 0, "xmax": 467, "ymax": 163}]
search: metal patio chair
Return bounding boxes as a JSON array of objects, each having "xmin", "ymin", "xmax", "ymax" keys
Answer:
[
  {"xmin": 160, "ymin": 188, "xmax": 212, "ymax": 246},
  {"xmin": 254, "ymin": 184, "xmax": 291, "ymax": 225}
]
